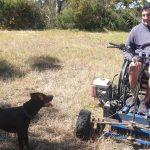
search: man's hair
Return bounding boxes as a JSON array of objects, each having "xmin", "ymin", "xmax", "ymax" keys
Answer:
[{"xmin": 142, "ymin": 3, "xmax": 150, "ymax": 11}]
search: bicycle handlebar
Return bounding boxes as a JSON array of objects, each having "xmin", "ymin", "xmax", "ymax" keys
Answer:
[
  {"xmin": 107, "ymin": 42, "xmax": 150, "ymax": 61},
  {"xmin": 107, "ymin": 42, "xmax": 126, "ymax": 50},
  {"xmin": 109, "ymin": 42, "xmax": 119, "ymax": 46}
]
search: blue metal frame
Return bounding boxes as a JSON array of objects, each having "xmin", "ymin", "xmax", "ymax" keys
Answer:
[
  {"xmin": 115, "ymin": 111, "xmax": 150, "ymax": 126},
  {"xmin": 104, "ymin": 132, "xmax": 150, "ymax": 146},
  {"xmin": 105, "ymin": 110, "xmax": 150, "ymax": 146}
]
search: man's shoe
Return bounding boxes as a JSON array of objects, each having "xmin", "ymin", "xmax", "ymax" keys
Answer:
[
  {"xmin": 129, "ymin": 97, "xmax": 140, "ymax": 113},
  {"xmin": 138, "ymin": 100, "xmax": 147, "ymax": 115},
  {"xmin": 129, "ymin": 104, "xmax": 139, "ymax": 113}
]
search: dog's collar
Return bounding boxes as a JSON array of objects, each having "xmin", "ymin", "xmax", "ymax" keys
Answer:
[{"xmin": 22, "ymin": 106, "xmax": 33, "ymax": 119}]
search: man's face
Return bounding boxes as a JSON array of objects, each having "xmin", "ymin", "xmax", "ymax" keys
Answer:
[{"xmin": 142, "ymin": 8, "xmax": 150, "ymax": 26}]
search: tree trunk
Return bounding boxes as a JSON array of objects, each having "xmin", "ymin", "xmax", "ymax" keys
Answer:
[{"xmin": 56, "ymin": 0, "xmax": 64, "ymax": 15}]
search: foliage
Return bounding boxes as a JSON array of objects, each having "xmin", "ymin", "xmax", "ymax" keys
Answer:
[
  {"xmin": 0, "ymin": 0, "xmax": 145, "ymax": 31},
  {"xmin": 0, "ymin": 0, "xmax": 48, "ymax": 29},
  {"xmin": 117, "ymin": 9, "xmax": 139, "ymax": 31},
  {"xmin": 56, "ymin": 0, "xmax": 140, "ymax": 31},
  {"xmin": 75, "ymin": 0, "xmax": 110, "ymax": 30},
  {"xmin": 56, "ymin": 8, "xmax": 77, "ymax": 29}
]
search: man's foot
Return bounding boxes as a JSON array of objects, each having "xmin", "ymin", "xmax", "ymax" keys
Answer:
[
  {"xmin": 129, "ymin": 105, "xmax": 138, "ymax": 113},
  {"xmin": 138, "ymin": 100, "xmax": 147, "ymax": 115},
  {"xmin": 129, "ymin": 97, "xmax": 140, "ymax": 113}
]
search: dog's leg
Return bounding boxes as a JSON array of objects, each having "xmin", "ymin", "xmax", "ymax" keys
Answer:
[
  {"xmin": 24, "ymin": 130, "xmax": 30, "ymax": 149},
  {"xmin": 17, "ymin": 130, "xmax": 24, "ymax": 150}
]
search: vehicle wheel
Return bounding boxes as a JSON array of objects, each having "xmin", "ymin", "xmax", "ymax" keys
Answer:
[
  {"xmin": 75, "ymin": 109, "xmax": 92, "ymax": 140},
  {"xmin": 118, "ymin": 60, "xmax": 130, "ymax": 101}
]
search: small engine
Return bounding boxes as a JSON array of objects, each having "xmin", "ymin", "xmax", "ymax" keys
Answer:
[{"xmin": 91, "ymin": 77, "xmax": 114, "ymax": 102}]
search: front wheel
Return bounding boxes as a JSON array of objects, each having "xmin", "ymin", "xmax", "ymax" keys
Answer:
[{"xmin": 75, "ymin": 109, "xmax": 92, "ymax": 140}]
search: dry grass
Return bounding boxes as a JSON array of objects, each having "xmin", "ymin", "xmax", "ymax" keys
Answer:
[{"xmin": 0, "ymin": 29, "xmax": 135, "ymax": 149}]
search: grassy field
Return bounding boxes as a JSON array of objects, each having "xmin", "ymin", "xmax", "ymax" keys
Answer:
[{"xmin": 0, "ymin": 30, "xmax": 135, "ymax": 150}]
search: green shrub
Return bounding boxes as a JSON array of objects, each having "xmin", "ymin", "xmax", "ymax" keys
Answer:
[
  {"xmin": 56, "ymin": 0, "xmax": 140, "ymax": 31},
  {"xmin": 13, "ymin": 1, "xmax": 42, "ymax": 29},
  {"xmin": 117, "ymin": 9, "xmax": 139, "ymax": 31},
  {"xmin": 0, "ymin": 0, "xmax": 140, "ymax": 31},
  {"xmin": 56, "ymin": 0, "xmax": 107, "ymax": 30},
  {"xmin": 0, "ymin": 0, "xmax": 48, "ymax": 29},
  {"xmin": 56, "ymin": 8, "xmax": 76, "ymax": 29}
]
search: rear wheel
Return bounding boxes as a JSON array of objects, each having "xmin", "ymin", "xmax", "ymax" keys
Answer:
[
  {"xmin": 75, "ymin": 109, "xmax": 92, "ymax": 140},
  {"xmin": 118, "ymin": 60, "xmax": 130, "ymax": 102}
]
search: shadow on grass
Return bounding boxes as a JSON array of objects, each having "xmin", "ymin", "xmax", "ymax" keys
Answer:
[
  {"xmin": 0, "ymin": 102, "xmax": 11, "ymax": 109},
  {"xmin": 0, "ymin": 105, "xmax": 88, "ymax": 150},
  {"xmin": 28, "ymin": 56, "xmax": 62, "ymax": 71},
  {"xmin": 0, "ymin": 60, "xmax": 26, "ymax": 80},
  {"xmin": 0, "ymin": 103, "xmax": 146, "ymax": 150},
  {"xmin": 0, "ymin": 105, "xmax": 142, "ymax": 150},
  {"xmin": 29, "ymin": 136, "xmax": 88, "ymax": 150},
  {"xmin": 0, "ymin": 134, "xmax": 88, "ymax": 150},
  {"xmin": 31, "ymin": 107, "xmax": 60, "ymax": 124}
]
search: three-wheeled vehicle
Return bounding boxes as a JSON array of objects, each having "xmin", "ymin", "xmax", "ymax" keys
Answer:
[{"xmin": 75, "ymin": 43, "xmax": 150, "ymax": 147}]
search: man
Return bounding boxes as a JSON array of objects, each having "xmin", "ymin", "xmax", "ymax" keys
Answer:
[{"xmin": 125, "ymin": 3, "xmax": 150, "ymax": 114}]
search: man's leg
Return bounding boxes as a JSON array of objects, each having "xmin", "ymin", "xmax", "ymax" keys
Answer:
[
  {"xmin": 138, "ymin": 65, "xmax": 150, "ymax": 114},
  {"xmin": 128, "ymin": 61, "xmax": 142, "ymax": 97},
  {"xmin": 143, "ymin": 66, "xmax": 150, "ymax": 103},
  {"xmin": 128, "ymin": 61, "xmax": 143, "ymax": 113}
]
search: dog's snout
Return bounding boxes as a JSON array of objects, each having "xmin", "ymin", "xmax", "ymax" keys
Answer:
[{"xmin": 48, "ymin": 95, "xmax": 53, "ymax": 100}]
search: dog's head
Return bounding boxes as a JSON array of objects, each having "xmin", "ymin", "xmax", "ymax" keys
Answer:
[{"xmin": 30, "ymin": 92, "xmax": 53, "ymax": 107}]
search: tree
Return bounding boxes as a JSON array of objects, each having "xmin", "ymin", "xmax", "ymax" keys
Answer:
[{"xmin": 56, "ymin": 0, "xmax": 65, "ymax": 15}]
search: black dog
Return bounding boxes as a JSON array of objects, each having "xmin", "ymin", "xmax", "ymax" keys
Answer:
[{"xmin": 0, "ymin": 92, "xmax": 53, "ymax": 150}]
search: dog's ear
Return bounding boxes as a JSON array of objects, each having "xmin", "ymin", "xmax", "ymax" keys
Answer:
[
  {"xmin": 30, "ymin": 92, "xmax": 38, "ymax": 99},
  {"xmin": 30, "ymin": 93, "xmax": 37, "ymax": 100},
  {"xmin": 30, "ymin": 92, "xmax": 44, "ymax": 100}
]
